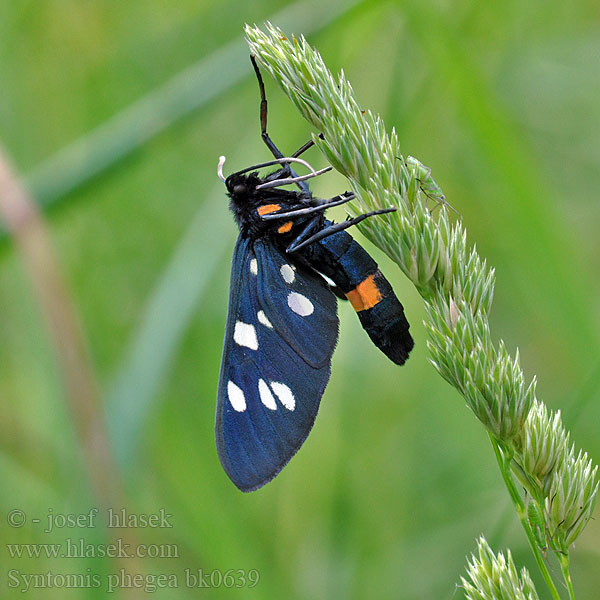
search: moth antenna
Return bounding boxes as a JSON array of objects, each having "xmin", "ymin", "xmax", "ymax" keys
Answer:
[
  {"xmin": 281, "ymin": 156, "xmax": 317, "ymax": 175},
  {"xmin": 227, "ymin": 156, "xmax": 319, "ymax": 179},
  {"xmin": 217, "ymin": 155, "xmax": 227, "ymax": 182},
  {"xmin": 256, "ymin": 166, "xmax": 332, "ymax": 190}
]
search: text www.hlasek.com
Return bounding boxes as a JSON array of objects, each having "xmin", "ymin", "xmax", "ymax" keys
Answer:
[{"xmin": 7, "ymin": 538, "xmax": 178, "ymax": 559}]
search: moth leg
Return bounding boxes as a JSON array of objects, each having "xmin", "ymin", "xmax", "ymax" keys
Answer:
[
  {"xmin": 291, "ymin": 133, "xmax": 325, "ymax": 158},
  {"xmin": 262, "ymin": 166, "xmax": 291, "ymax": 185},
  {"xmin": 250, "ymin": 56, "xmax": 283, "ymax": 160},
  {"xmin": 284, "ymin": 215, "xmax": 323, "ymax": 253},
  {"xmin": 250, "ymin": 56, "xmax": 310, "ymax": 195},
  {"xmin": 287, "ymin": 207, "xmax": 397, "ymax": 253},
  {"xmin": 255, "ymin": 165, "xmax": 332, "ymax": 191},
  {"xmin": 260, "ymin": 192, "xmax": 355, "ymax": 221}
]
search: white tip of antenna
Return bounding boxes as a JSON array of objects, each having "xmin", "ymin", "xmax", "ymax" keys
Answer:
[{"xmin": 217, "ymin": 155, "xmax": 227, "ymax": 182}]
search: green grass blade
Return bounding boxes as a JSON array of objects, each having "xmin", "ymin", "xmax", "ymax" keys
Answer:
[
  {"xmin": 106, "ymin": 187, "xmax": 233, "ymax": 468},
  {"xmin": 400, "ymin": 0, "xmax": 599, "ymax": 355},
  {"xmin": 18, "ymin": 0, "xmax": 363, "ymax": 214}
]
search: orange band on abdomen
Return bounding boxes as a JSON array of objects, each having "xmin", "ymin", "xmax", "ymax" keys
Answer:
[
  {"xmin": 257, "ymin": 204, "xmax": 281, "ymax": 216},
  {"xmin": 345, "ymin": 274, "xmax": 382, "ymax": 312}
]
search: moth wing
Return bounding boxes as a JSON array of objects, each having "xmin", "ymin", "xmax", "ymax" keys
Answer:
[{"xmin": 216, "ymin": 236, "xmax": 338, "ymax": 492}]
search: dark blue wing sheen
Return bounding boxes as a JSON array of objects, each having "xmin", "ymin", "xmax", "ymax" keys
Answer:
[{"xmin": 216, "ymin": 235, "xmax": 339, "ymax": 492}]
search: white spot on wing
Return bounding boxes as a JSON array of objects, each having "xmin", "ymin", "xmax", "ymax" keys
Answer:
[
  {"xmin": 258, "ymin": 379, "xmax": 277, "ymax": 410},
  {"xmin": 257, "ymin": 310, "xmax": 273, "ymax": 328},
  {"xmin": 234, "ymin": 321, "xmax": 258, "ymax": 350},
  {"xmin": 280, "ymin": 263, "xmax": 295, "ymax": 284},
  {"xmin": 249, "ymin": 258, "xmax": 258, "ymax": 275},
  {"xmin": 227, "ymin": 381, "xmax": 246, "ymax": 412},
  {"xmin": 287, "ymin": 292, "xmax": 314, "ymax": 316},
  {"xmin": 271, "ymin": 382, "xmax": 295, "ymax": 411}
]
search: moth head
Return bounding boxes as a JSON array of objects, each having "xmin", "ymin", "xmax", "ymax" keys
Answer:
[{"xmin": 225, "ymin": 172, "xmax": 261, "ymax": 199}]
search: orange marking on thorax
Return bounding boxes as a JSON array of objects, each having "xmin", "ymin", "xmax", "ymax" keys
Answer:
[
  {"xmin": 345, "ymin": 274, "xmax": 382, "ymax": 312},
  {"xmin": 277, "ymin": 221, "xmax": 293, "ymax": 234},
  {"xmin": 257, "ymin": 204, "xmax": 281, "ymax": 216}
]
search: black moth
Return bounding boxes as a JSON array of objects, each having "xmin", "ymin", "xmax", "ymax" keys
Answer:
[{"xmin": 216, "ymin": 57, "xmax": 413, "ymax": 492}]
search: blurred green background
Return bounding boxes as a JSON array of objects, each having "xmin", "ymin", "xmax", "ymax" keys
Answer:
[{"xmin": 1, "ymin": 0, "xmax": 599, "ymax": 598}]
